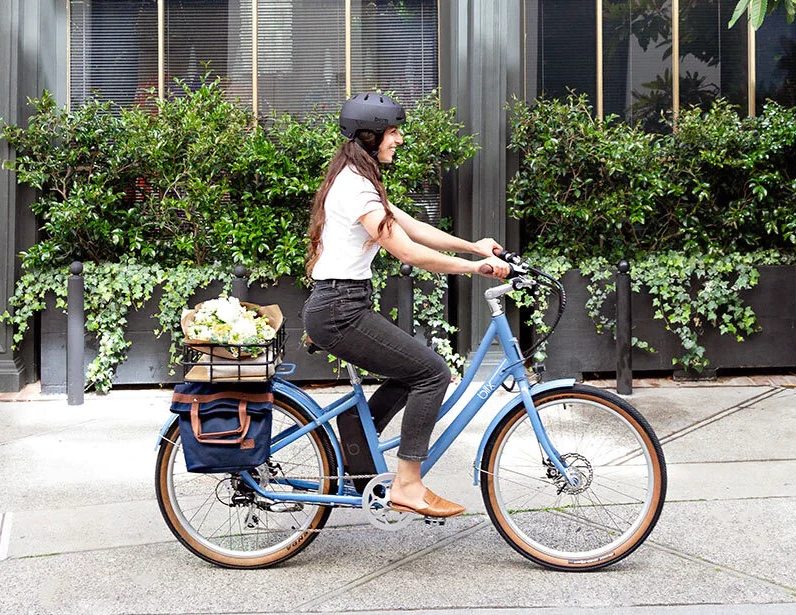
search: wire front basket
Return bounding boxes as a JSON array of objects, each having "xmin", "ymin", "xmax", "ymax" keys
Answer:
[{"xmin": 181, "ymin": 322, "xmax": 286, "ymax": 382}]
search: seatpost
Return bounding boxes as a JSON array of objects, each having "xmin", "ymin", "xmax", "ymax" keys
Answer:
[{"xmin": 346, "ymin": 362, "xmax": 362, "ymax": 385}]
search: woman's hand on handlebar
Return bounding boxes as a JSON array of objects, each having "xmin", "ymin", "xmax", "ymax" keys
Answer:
[
  {"xmin": 475, "ymin": 255, "xmax": 511, "ymax": 279},
  {"xmin": 472, "ymin": 237, "xmax": 503, "ymax": 259}
]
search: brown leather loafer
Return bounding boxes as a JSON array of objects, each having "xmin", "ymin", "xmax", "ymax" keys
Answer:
[{"xmin": 389, "ymin": 488, "xmax": 465, "ymax": 518}]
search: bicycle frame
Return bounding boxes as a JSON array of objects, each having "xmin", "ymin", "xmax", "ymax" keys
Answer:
[{"xmin": 223, "ymin": 305, "xmax": 578, "ymax": 508}]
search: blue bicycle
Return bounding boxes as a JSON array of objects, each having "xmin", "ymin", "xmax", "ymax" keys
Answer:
[{"xmin": 155, "ymin": 251, "xmax": 667, "ymax": 571}]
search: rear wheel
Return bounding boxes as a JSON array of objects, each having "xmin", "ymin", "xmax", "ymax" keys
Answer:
[
  {"xmin": 481, "ymin": 384, "xmax": 666, "ymax": 571},
  {"xmin": 156, "ymin": 392, "xmax": 337, "ymax": 568}
]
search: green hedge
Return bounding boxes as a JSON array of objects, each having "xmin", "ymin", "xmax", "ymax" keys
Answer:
[
  {"xmin": 2, "ymin": 77, "xmax": 477, "ymax": 272},
  {"xmin": 507, "ymin": 95, "xmax": 796, "ymax": 373},
  {"xmin": 508, "ymin": 94, "xmax": 796, "ymax": 261}
]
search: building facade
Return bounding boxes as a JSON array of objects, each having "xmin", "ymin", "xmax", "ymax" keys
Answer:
[{"xmin": 2, "ymin": 0, "xmax": 796, "ymax": 391}]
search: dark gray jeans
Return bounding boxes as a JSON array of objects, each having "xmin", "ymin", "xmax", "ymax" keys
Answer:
[{"xmin": 302, "ymin": 279, "xmax": 451, "ymax": 462}]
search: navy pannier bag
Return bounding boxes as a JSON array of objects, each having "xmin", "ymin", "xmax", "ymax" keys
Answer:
[{"xmin": 170, "ymin": 382, "xmax": 273, "ymax": 473}]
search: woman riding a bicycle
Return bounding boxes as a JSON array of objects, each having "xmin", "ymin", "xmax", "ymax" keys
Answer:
[{"xmin": 302, "ymin": 92, "xmax": 510, "ymax": 518}]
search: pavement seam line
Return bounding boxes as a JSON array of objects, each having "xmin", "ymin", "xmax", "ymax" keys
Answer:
[
  {"xmin": 644, "ymin": 539, "xmax": 796, "ymax": 594},
  {"xmin": 0, "ymin": 512, "xmax": 12, "ymax": 561},
  {"xmin": 294, "ymin": 520, "xmax": 489, "ymax": 612},
  {"xmin": 657, "ymin": 387, "xmax": 783, "ymax": 447}
]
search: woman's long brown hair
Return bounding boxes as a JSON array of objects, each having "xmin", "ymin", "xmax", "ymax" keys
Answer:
[{"xmin": 306, "ymin": 135, "xmax": 395, "ymax": 277}]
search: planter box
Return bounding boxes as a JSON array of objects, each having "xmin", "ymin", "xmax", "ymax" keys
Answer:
[
  {"xmin": 40, "ymin": 276, "xmax": 411, "ymax": 394},
  {"xmin": 537, "ymin": 265, "xmax": 796, "ymax": 379}
]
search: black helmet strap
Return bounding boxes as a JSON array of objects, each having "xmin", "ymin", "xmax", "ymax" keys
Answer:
[{"xmin": 354, "ymin": 129, "xmax": 383, "ymax": 161}]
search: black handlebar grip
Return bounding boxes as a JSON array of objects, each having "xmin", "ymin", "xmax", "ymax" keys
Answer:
[{"xmin": 494, "ymin": 249, "xmax": 523, "ymax": 265}]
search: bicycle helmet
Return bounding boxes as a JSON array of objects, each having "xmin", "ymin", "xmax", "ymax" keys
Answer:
[{"xmin": 339, "ymin": 92, "xmax": 406, "ymax": 140}]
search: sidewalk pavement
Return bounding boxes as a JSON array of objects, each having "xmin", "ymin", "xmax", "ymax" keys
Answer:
[{"xmin": 0, "ymin": 376, "xmax": 795, "ymax": 615}]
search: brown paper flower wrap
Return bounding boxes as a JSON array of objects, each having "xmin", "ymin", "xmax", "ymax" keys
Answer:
[
  {"xmin": 181, "ymin": 299, "xmax": 284, "ymax": 360},
  {"xmin": 180, "ymin": 298, "xmax": 285, "ymax": 382}
]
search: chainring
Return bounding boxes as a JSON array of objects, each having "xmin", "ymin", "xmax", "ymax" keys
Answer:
[{"xmin": 361, "ymin": 472, "xmax": 413, "ymax": 532}]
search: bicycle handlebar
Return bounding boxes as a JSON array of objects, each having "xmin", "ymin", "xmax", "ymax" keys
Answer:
[{"xmin": 487, "ymin": 248, "xmax": 569, "ymax": 364}]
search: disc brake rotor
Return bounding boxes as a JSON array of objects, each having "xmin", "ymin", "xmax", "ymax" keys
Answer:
[{"xmin": 550, "ymin": 453, "xmax": 593, "ymax": 495}]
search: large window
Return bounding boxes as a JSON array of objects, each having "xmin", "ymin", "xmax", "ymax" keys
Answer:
[
  {"xmin": 351, "ymin": 0, "xmax": 438, "ymax": 104},
  {"xmin": 257, "ymin": 0, "xmax": 346, "ymax": 116},
  {"xmin": 678, "ymin": 0, "xmax": 747, "ymax": 112},
  {"xmin": 756, "ymin": 4, "xmax": 796, "ymax": 110},
  {"xmin": 165, "ymin": 0, "xmax": 253, "ymax": 104},
  {"xmin": 603, "ymin": 0, "xmax": 673, "ymax": 130},
  {"xmin": 68, "ymin": 0, "xmax": 438, "ymax": 115},
  {"xmin": 523, "ymin": 0, "xmax": 753, "ymax": 130},
  {"xmin": 525, "ymin": 0, "xmax": 597, "ymax": 104}
]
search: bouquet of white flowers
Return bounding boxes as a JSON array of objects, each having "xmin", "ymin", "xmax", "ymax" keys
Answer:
[{"xmin": 181, "ymin": 297, "xmax": 282, "ymax": 360}]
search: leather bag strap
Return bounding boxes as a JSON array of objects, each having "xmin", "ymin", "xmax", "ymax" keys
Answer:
[
  {"xmin": 172, "ymin": 391, "xmax": 274, "ymax": 404},
  {"xmin": 190, "ymin": 399, "xmax": 251, "ymax": 445}
]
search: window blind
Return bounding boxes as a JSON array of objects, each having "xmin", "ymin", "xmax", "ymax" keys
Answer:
[
  {"xmin": 69, "ymin": 0, "xmax": 158, "ymax": 109},
  {"xmin": 350, "ymin": 0, "xmax": 438, "ymax": 106},
  {"xmin": 257, "ymin": 0, "xmax": 345, "ymax": 118},
  {"xmin": 165, "ymin": 0, "xmax": 253, "ymax": 105}
]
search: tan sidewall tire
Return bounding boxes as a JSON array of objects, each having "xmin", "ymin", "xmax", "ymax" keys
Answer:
[
  {"xmin": 156, "ymin": 396, "xmax": 334, "ymax": 568},
  {"xmin": 483, "ymin": 388, "xmax": 665, "ymax": 570}
]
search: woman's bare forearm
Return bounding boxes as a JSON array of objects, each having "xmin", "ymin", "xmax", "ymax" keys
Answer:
[{"xmin": 391, "ymin": 205, "xmax": 476, "ymax": 254}]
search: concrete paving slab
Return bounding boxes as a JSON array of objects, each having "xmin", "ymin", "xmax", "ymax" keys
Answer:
[
  {"xmin": 2, "ymin": 382, "xmax": 795, "ymax": 614},
  {"xmin": 661, "ymin": 388, "xmax": 796, "ymax": 464},
  {"xmin": 249, "ymin": 606, "xmax": 796, "ymax": 615},
  {"xmin": 621, "ymin": 386, "xmax": 780, "ymax": 440},
  {"xmin": 312, "ymin": 524, "xmax": 794, "ymax": 613},
  {"xmin": 0, "ymin": 517, "xmax": 486, "ymax": 615},
  {"xmin": 7, "ymin": 499, "xmax": 172, "ymax": 558},
  {"xmin": 268, "ymin": 606, "xmax": 796, "ymax": 615},
  {"xmin": 650, "ymin": 498, "xmax": 796, "ymax": 589},
  {"xmin": 0, "ymin": 401, "xmax": 171, "ymax": 511},
  {"xmin": 664, "ymin": 460, "xmax": 796, "ymax": 501}
]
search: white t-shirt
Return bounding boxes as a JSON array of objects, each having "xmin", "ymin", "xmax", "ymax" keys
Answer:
[{"xmin": 311, "ymin": 165, "xmax": 386, "ymax": 280}]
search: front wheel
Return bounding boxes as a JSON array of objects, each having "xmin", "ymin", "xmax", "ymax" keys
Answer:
[
  {"xmin": 155, "ymin": 392, "xmax": 337, "ymax": 568},
  {"xmin": 480, "ymin": 384, "xmax": 666, "ymax": 571}
]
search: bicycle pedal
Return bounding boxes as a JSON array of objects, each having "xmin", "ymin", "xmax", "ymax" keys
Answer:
[{"xmin": 423, "ymin": 516, "xmax": 446, "ymax": 526}]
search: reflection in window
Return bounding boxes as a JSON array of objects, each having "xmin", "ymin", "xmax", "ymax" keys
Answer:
[
  {"xmin": 351, "ymin": 0, "xmax": 438, "ymax": 106},
  {"xmin": 524, "ymin": 0, "xmax": 597, "ymax": 104},
  {"xmin": 678, "ymin": 0, "xmax": 747, "ymax": 114},
  {"xmin": 69, "ymin": 0, "xmax": 158, "ymax": 108},
  {"xmin": 165, "ymin": 0, "xmax": 253, "ymax": 105},
  {"xmin": 756, "ymin": 5, "xmax": 796, "ymax": 109},
  {"xmin": 603, "ymin": 0, "xmax": 672, "ymax": 131}
]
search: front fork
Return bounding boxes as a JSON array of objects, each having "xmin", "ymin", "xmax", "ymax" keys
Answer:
[{"xmin": 518, "ymin": 379, "xmax": 582, "ymax": 489}]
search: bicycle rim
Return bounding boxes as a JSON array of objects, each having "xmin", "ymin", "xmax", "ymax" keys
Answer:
[
  {"xmin": 156, "ymin": 396, "xmax": 334, "ymax": 567},
  {"xmin": 483, "ymin": 387, "xmax": 665, "ymax": 570}
]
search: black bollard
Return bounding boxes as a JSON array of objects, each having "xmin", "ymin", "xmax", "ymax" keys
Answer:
[
  {"xmin": 398, "ymin": 263, "xmax": 413, "ymax": 336},
  {"xmin": 67, "ymin": 261, "xmax": 85, "ymax": 405},
  {"xmin": 232, "ymin": 264, "xmax": 249, "ymax": 302},
  {"xmin": 616, "ymin": 260, "xmax": 632, "ymax": 395}
]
